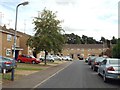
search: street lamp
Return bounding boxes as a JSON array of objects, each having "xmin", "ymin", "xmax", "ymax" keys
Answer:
[{"xmin": 12, "ymin": 1, "xmax": 29, "ymax": 81}]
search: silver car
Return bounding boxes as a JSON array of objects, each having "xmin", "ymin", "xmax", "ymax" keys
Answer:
[
  {"xmin": 0, "ymin": 56, "xmax": 16, "ymax": 73},
  {"xmin": 98, "ymin": 58, "xmax": 120, "ymax": 82},
  {"xmin": 40, "ymin": 55, "xmax": 55, "ymax": 62}
]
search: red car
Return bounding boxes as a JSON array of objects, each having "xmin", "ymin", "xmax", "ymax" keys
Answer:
[{"xmin": 17, "ymin": 54, "xmax": 41, "ymax": 64}]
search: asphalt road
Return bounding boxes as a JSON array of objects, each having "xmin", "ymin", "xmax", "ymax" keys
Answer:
[{"xmin": 37, "ymin": 60, "xmax": 120, "ymax": 88}]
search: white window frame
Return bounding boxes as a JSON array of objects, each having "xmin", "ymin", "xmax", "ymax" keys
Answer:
[
  {"xmin": 7, "ymin": 34, "xmax": 12, "ymax": 41},
  {"xmin": 6, "ymin": 49, "xmax": 11, "ymax": 56}
]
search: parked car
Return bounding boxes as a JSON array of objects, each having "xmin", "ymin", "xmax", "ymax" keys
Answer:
[
  {"xmin": 39, "ymin": 56, "xmax": 45, "ymax": 61},
  {"xmin": 85, "ymin": 57, "xmax": 89, "ymax": 63},
  {"xmin": 53, "ymin": 55, "xmax": 62, "ymax": 61},
  {"xmin": 98, "ymin": 58, "xmax": 120, "ymax": 82},
  {"xmin": 62, "ymin": 56, "xmax": 73, "ymax": 61},
  {"xmin": 40, "ymin": 55, "xmax": 55, "ymax": 62},
  {"xmin": 88, "ymin": 56, "xmax": 97, "ymax": 65},
  {"xmin": 0, "ymin": 56, "xmax": 16, "ymax": 73},
  {"xmin": 78, "ymin": 56, "xmax": 84, "ymax": 60},
  {"xmin": 17, "ymin": 54, "xmax": 41, "ymax": 64},
  {"xmin": 91, "ymin": 57, "xmax": 105, "ymax": 71}
]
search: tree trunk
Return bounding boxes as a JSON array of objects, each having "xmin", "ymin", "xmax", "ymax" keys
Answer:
[{"xmin": 44, "ymin": 50, "xmax": 47, "ymax": 65}]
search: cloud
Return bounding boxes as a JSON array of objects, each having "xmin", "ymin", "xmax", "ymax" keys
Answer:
[{"xmin": 0, "ymin": 0, "xmax": 119, "ymax": 40}]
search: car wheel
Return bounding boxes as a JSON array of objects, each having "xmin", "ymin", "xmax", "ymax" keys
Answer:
[
  {"xmin": 18, "ymin": 59, "xmax": 22, "ymax": 63},
  {"xmin": 90, "ymin": 65, "xmax": 93, "ymax": 69},
  {"xmin": 103, "ymin": 73, "xmax": 108, "ymax": 83},
  {"xmin": 32, "ymin": 61, "xmax": 36, "ymax": 64},
  {"xmin": 93, "ymin": 67, "xmax": 96, "ymax": 71},
  {"xmin": 51, "ymin": 60, "xmax": 54, "ymax": 62}
]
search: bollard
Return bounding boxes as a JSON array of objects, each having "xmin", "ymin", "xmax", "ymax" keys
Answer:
[{"xmin": 3, "ymin": 69, "xmax": 6, "ymax": 79}]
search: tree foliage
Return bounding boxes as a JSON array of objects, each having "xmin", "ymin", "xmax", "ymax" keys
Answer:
[
  {"xmin": 112, "ymin": 39, "xmax": 120, "ymax": 58},
  {"xmin": 27, "ymin": 9, "xmax": 65, "ymax": 55},
  {"xmin": 64, "ymin": 34, "xmax": 118, "ymax": 45}
]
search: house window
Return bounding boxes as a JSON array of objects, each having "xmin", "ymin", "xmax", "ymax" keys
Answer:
[
  {"xmin": 6, "ymin": 49, "xmax": 11, "ymax": 56},
  {"xmin": 7, "ymin": 34, "xmax": 12, "ymax": 41}
]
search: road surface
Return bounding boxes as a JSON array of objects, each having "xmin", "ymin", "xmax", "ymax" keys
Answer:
[{"xmin": 37, "ymin": 60, "xmax": 120, "ymax": 88}]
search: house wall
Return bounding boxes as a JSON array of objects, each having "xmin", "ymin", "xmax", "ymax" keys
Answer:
[
  {"xmin": 0, "ymin": 26, "xmax": 32, "ymax": 58},
  {"xmin": 19, "ymin": 34, "xmax": 30, "ymax": 55}
]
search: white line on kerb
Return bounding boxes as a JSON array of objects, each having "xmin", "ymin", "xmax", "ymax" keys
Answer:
[{"xmin": 32, "ymin": 62, "xmax": 73, "ymax": 89}]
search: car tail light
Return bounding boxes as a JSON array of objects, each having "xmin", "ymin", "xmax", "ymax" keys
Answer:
[
  {"xmin": 4, "ymin": 62, "xmax": 12, "ymax": 64},
  {"xmin": 107, "ymin": 66, "xmax": 115, "ymax": 71}
]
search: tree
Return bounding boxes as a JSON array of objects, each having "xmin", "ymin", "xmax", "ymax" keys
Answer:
[
  {"xmin": 64, "ymin": 33, "xmax": 81, "ymax": 44},
  {"xmin": 82, "ymin": 35, "xmax": 87, "ymax": 44},
  {"xmin": 111, "ymin": 36, "xmax": 117, "ymax": 44},
  {"xmin": 27, "ymin": 9, "xmax": 65, "ymax": 65},
  {"xmin": 106, "ymin": 39, "xmax": 111, "ymax": 48},
  {"xmin": 112, "ymin": 39, "xmax": 120, "ymax": 59},
  {"xmin": 100, "ymin": 37, "xmax": 106, "ymax": 43},
  {"xmin": 103, "ymin": 48, "xmax": 112, "ymax": 57}
]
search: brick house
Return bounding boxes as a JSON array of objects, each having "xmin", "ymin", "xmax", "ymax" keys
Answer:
[
  {"xmin": 62, "ymin": 44, "xmax": 108, "ymax": 59},
  {"xmin": 0, "ymin": 25, "xmax": 32, "ymax": 59},
  {"xmin": 0, "ymin": 25, "xmax": 21, "ymax": 59}
]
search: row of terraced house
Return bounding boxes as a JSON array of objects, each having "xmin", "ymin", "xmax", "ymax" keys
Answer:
[{"xmin": 0, "ymin": 25, "xmax": 109, "ymax": 60}]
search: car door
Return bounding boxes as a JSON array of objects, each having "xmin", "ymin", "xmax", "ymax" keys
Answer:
[
  {"xmin": 26, "ymin": 55, "xmax": 32, "ymax": 63},
  {"xmin": 99, "ymin": 59, "xmax": 107, "ymax": 75},
  {"xmin": 21, "ymin": 55, "xmax": 27, "ymax": 63}
]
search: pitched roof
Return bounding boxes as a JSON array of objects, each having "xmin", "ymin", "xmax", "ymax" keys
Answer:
[
  {"xmin": 63, "ymin": 44, "xmax": 108, "ymax": 49},
  {"xmin": 0, "ymin": 25, "xmax": 31, "ymax": 37}
]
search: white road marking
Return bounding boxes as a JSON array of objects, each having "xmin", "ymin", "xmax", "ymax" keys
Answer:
[{"xmin": 32, "ymin": 62, "xmax": 73, "ymax": 89}]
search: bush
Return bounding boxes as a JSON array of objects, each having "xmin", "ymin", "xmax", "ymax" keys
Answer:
[{"xmin": 112, "ymin": 40, "xmax": 120, "ymax": 58}]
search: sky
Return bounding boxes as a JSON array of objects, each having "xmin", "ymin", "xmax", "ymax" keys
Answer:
[{"xmin": 0, "ymin": 0, "xmax": 119, "ymax": 41}]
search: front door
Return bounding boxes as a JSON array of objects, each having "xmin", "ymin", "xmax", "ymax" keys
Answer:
[{"xmin": 15, "ymin": 50, "xmax": 19, "ymax": 60}]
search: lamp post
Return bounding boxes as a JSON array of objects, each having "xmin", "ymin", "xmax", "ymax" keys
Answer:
[{"xmin": 12, "ymin": 1, "xmax": 29, "ymax": 81}]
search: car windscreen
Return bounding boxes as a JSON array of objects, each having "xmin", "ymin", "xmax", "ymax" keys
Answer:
[
  {"xmin": 109, "ymin": 60, "xmax": 120, "ymax": 64},
  {"xmin": 90, "ymin": 56, "xmax": 96, "ymax": 60},
  {"xmin": 96, "ymin": 57, "xmax": 104, "ymax": 62}
]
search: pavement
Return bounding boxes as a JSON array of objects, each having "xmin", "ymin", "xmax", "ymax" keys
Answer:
[{"xmin": 2, "ymin": 61, "xmax": 72, "ymax": 89}]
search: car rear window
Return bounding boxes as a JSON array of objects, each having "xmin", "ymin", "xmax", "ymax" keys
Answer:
[
  {"xmin": 91, "ymin": 56, "xmax": 96, "ymax": 60},
  {"xmin": 3, "ymin": 57, "xmax": 13, "ymax": 61},
  {"xmin": 109, "ymin": 60, "xmax": 120, "ymax": 64}
]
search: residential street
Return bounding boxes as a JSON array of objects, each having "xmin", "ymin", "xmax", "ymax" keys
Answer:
[{"xmin": 37, "ymin": 60, "xmax": 120, "ymax": 88}]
